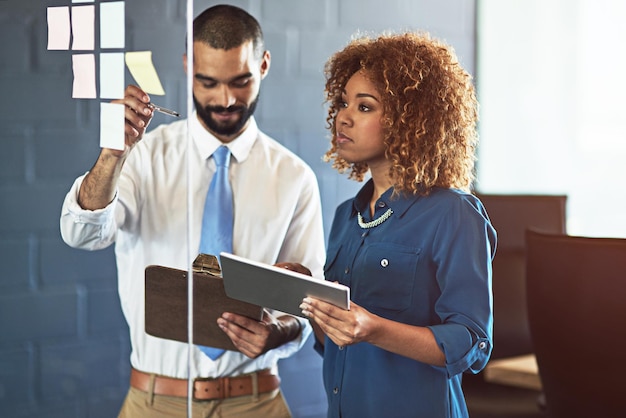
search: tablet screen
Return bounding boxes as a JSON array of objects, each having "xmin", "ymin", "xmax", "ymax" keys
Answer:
[{"xmin": 220, "ymin": 252, "xmax": 350, "ymax": 317}]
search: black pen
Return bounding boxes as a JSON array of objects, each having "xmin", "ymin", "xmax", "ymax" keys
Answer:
[{"xmin": 148, "ymin": 102, "xmax": 181, "ymax": 118}]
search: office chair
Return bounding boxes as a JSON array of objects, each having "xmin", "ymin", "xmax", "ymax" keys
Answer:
[{"xmin": 526, "ymin": 230, "xmax": 626, "ymax": 418}]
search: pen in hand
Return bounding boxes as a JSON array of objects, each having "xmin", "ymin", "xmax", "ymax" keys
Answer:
[{"xmin": 148, "ymin": 102, "xmax": 181, "ymax": 118}]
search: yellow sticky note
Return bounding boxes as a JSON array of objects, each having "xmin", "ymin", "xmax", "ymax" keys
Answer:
[{"xmin": 125, "ymin": 51, "xmax": 165, "ymax": 95}]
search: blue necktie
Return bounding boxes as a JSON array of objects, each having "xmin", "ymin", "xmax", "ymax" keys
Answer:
[{"xmin": 198, "ymin": 146, "xmax": 233, "ymax": 360}]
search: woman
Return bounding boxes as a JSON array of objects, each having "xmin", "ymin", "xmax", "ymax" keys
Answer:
[{"xmin": 299, "ymin": 32, "xmax": 496, "ymax": 417}]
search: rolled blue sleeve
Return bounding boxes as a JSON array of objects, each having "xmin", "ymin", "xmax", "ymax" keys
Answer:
[{"xmin": 429, "ymin": 194, "xmax": 496, "ymax": 377}]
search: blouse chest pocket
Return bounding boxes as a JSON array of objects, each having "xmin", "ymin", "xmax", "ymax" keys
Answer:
[{"xmin": 354, "ymin": 243, "xmax": 421, "ymax": 313}]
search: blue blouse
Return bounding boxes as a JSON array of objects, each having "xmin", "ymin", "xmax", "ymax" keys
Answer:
[{"xmin": 316, "ymin": 180, "xmax": 496, "ymax": 418}]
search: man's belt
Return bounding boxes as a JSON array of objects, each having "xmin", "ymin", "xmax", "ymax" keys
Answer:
[{"xmin": 130, "ymin": 368, "xmax": 280, "ymax": 400}]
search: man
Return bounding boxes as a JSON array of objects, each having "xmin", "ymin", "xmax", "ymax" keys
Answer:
[{"xmin": 60, "ymin": 5, "xmax": 325, "ymax": 417}]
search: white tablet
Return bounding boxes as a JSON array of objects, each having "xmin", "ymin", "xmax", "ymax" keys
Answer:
[{"xmin": 219, "ymin": 252, "xmax": 350, "ymax": 317}]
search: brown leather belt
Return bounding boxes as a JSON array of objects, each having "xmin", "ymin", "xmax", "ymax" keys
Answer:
[{"xmin": 130, "ymin": 368, "xmax": 280, "ymax": 401}]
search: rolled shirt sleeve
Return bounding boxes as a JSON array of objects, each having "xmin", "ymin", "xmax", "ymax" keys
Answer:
[
  {"xmin": 60, "ymin": 173, "xmax": 119, "ymax": 251},
  {"xmin": 429, "ymin": 194, "xmax": 496, "ymax": 377}
]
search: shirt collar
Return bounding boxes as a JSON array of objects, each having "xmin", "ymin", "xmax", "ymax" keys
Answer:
[
  {"xmin": 190, "ymin": 111, "xmax": 258, "ymax": 162},
  {"xmin": 352, "ymin": 179, "xmax": 421, "ymax": 219}
]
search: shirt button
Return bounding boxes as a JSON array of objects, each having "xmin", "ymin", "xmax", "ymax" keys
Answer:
[
  {"xmin": 478, "ymin": 341, "xmax": 487, "ymax": 350},
  {"xmin": 361, "ymin": 231, "xmax": 367, "ymax": 238},
  {"xmin": 344, "ymin": 267, "xmax": 350, "ymax": 274},
  {"xmin": 333, "ymin": 387, "xmax": 339, "ymax": 395},
  {"xmin": 339, "ymin": 345, "xmax": 344, "ymax": 350},
  {"xmin": 380, "ymin": 258, "xmax": 389, "ymax": 267},
  {"xmin": 377, "ymin": 201, "xmax": 386, "ymax": 208}
]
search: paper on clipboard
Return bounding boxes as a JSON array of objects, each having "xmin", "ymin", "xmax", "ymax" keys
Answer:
[{"xmin": 219, "ymin": 252, "xmax": 350, "ymax": 317}]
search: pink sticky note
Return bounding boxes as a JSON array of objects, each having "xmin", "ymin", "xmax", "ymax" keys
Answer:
[
  {"xmin": 47, "ymin": 6, "xmax": 71, "ymax": 50},
  {"xmin": 72, "ymin": 54, "xmax": 96, "ymax": 99},
  {"xmin": 71, "ymin": 5, "xmax": 95, "ymax": 51}
]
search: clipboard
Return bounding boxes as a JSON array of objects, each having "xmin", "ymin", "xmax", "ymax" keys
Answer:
[
  {"xmin": 220, "ymin": 252, "xmax": 350, "ymax": 317},
  {"xmin": 144, "ymin": 254, "xmax": 264, "ymax": 351}
]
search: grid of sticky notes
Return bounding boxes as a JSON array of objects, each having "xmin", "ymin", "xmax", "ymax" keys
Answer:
[{"xmin": 47, "ymin": 1, "xmax": 166, "ymax": 150}]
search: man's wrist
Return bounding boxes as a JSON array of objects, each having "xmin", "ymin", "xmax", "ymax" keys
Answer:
[{"xmin": 278, "ymin": 315, "xmax": 302, "ymax": 344}]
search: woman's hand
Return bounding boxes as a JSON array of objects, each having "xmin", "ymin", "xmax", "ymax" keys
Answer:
[
  {"xmin": 300, "ymin": 297, "xmax": 446, "ymax": 366},
  {"xmin": 300, "ymin": 298, "xmax": 377, "ymax": 347}
]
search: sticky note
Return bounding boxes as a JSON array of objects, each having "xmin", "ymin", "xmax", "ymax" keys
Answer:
[
  {"xmin": 71, "ymin": 5, "xmax": 95, "ymax": 51},
  {"xmin": 100, "ymin": 52, "xmax": 125, "ymax": 99},
  {"xmin": 100, "ymin": 102, "xmax": 125, "ymax": 150},
  {"xmin": 72, "ymin": 54, "xmax": 96, "ymax": 98},
  {"xmin": 47, "ymin": 6, "xmax": 71, "ymax": 50},
  {"xmin": 100, "ymin": 2, "xmax": 125, "ymax": 49},
  {"xmin": 125, "ymin": 51, "xmax": 165, "ymax": 95}
]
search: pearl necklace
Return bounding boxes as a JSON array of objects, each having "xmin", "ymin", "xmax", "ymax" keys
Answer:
[{"xmin": 357, "ymin": 208, "xmax": 393, "ymax": 229}]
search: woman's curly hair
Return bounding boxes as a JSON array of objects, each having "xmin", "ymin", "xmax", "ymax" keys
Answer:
[{"xmin": 323, "ymin": 31, "xmax": 479, "ymax": 195}]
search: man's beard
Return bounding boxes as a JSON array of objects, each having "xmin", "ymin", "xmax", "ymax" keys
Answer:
[{"xmin": 194, "ymin": 93, "xmax": 259, "ymax": 137}]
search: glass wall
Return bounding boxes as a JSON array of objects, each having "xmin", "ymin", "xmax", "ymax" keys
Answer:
[{"xmin": 477, "ymin": 0, "xmax": 626, "ymax": 238}]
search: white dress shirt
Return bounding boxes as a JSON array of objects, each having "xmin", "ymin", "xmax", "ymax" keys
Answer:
[{"xmin": 60, "ymin": 114, "xmax": 326, "ymax": 379}]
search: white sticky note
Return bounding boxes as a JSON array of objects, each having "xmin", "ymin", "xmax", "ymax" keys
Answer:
[
  {"xmin": 72, "ymin": 54, "xmax": 96, "ymax": 99},
  {"xmin": 100, "ymin": 102, "xmax": 125, "ymax": 150},
  {"xmin": 100, "ymin": 2, "xmax": 125, "ymax": 49},
  {"xmin": 100, "ymin": 52, "xmax": 125, "ymax": 99},
  {"xmin": 125, "ymin": 51, "xmax": 165, "ymax": 95},
  {"xmin": 72, "ymin": 0, "xmax": 94, "ymax": 3},
  {"xmin": 47, "ymin": 7, "xmax": 71, "ymax": 50},
  {"xmin": 71, "ymin": 5, "xmax": 95, "ymax": 51}
]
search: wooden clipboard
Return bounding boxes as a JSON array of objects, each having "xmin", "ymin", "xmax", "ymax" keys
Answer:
[{"xmin": 144, "ymin": 254, "xmax": 264, "ymax": 351}]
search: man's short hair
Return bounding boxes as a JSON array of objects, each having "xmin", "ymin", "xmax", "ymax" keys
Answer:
[{"xmin": 193, "ymin": 5, "xmax": 265, "ymax": 60}]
